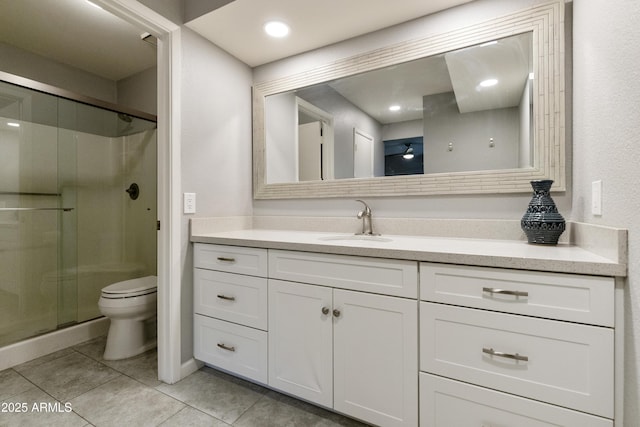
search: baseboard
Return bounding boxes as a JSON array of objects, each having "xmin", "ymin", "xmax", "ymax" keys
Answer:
[
  {"xmin": 0, "ymin": 317, "xmax": 109, "ymax": 371},
  {"xmin": 180, "ymin": 357, "xmax": 203, "ymax": 380}
]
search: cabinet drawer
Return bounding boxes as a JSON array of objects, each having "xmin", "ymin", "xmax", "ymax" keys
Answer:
[
  {"xmin": 194, "ymin": 315, "xmax": 267, "ymax": 384},
  {"xmin": 420, "ymin": 302, "xmax": 614, "ymax": 418},
  {"xmin": 194, "ymin": 243, "xmax": 267, "ymax": 277},
  {"xmin": 194, "ymin": 269, "xmax": 267, "ymax": 330},
  {"xmin": 419, "ymin": 373, "xmax": 612, "ymax": 426},
  {"xmin": 269, "ymin": 250, "xmax": 417, "ymax": 298},
  {"xmin": 420, "ymin": 263, "xmax": 614, "ymax": 326}
]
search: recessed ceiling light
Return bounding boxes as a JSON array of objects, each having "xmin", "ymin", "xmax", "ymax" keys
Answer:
[
  {"xmin": 479, "ymin": 78, "xmax": 498, "ymax": 87},
  {"xmin": 264, "ymin": 21, "xmax": 290, "ymax": 38},
  {"xmin": 389, "ymin": 105, "xmax": 401, "ymax": 111},
  {"xmin": 7, "ymin": 122, "xmax": 20, "ymax": 127}
]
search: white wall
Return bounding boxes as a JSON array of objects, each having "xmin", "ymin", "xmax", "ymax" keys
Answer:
[
  {"xmin": 179, "ymin": 27, "xmax": 253, "ymax": 363},
  {"xmin": 572, "ymin": 0, "xmax": 640, "ymax": 423}
]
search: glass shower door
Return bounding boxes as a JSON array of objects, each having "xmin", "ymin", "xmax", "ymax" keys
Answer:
[{"xmin": 0, "ymin": 81, "xmax": 75, "ymax": 346}]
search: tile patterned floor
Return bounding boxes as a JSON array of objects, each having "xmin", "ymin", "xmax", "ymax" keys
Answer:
[{"xmin": 0, "ymin": 336, "xmax": 369, "ymax": 426}]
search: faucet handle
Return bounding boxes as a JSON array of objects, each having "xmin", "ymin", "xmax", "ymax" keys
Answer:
[{"xmin": 355, "ymin": 199, "xmax": 371, "ymax": 215}]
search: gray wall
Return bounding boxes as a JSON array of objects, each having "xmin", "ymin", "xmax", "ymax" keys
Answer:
[
  {"xmin": 117, "ymin": 67, "xmax": 158, "ymax": 115},
  {"xmin": 179, "ymin": 27, "xmax": 253, "ymax": 363},
  {"xmin": 572, "ymin": 0, "xmax": 640, "ymax": 423},
  {"xmin": 0, "ymin": 42, "xmax": 117, "ymax": 103},
  {"xmin": 422, "ymin": 92, "xmax": 519, "ymax": 174},
  {"xmin": 265, "ymin": 92, "xmax": 297, "ymax": 183}
]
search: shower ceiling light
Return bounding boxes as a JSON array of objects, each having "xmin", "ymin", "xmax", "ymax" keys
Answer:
[
  {"xmin": 480, "ymin": 78, "xmax": 498, "ymax": 87},
  {"xmin": 7, "ymin": 122, "xmax": 20, "ymax": 127},
  {"xmin": 389, "ymin": 105, "xmax": 401, "ymax": 111},
  {"xmin": 264, "ymin": 21, "xmax": 290, "ymax": 38}
]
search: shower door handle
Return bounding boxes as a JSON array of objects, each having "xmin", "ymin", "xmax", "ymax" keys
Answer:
[{"xmin": 0, "ymin": 207, "xmax": 75, "ymax": 211}]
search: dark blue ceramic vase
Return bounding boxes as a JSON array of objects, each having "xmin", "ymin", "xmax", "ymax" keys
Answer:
[{"xmin": 520, "ymin": 180, "xmax": 565, "ymax": 245}]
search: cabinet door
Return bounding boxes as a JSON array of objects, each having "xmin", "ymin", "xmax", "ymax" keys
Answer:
[
  {"xmin": 334, "ymin": 289, "xmax": 418, "ymax": 427},
  {"xmin": 268, "ymin": 279, "xmax": 333, "ymax": 407}
]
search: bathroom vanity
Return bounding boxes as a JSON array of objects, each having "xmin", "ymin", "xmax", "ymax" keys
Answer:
[{"xmin": 191, "ymin": 226, "xmax": 626, "ymax": 427}]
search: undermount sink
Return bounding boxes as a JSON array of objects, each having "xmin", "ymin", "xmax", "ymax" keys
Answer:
[{"xmin": 318, "ymin": 234, "xmax": 393, "ymax": 243}]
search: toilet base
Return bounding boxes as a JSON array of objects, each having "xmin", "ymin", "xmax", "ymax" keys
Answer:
[{"xmin": 103, "ymin": 317, "xmax": 157, "ymax": 360}]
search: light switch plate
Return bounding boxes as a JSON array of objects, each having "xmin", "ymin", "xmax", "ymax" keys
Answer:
[
  {"xmin": 592, "ymin": 181, "xmax": 602, "ymax": 216},
  {"xmin": 184, "ymin": 192, "xmax": 196, "ymax": 214}
]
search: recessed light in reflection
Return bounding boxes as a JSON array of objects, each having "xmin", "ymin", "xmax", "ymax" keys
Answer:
[
  {"xmin": 7, "ymin": 122, "xmax": 20, "ymax": 127},
  {"xmin": 389, "ymin": 105, "xmax": 401, "ymax": 111}
]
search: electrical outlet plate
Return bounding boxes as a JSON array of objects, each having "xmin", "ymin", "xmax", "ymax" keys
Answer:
[
  {"xmin": 184, "ymin": 192, "xmax": 196, "ymax": 214},
  {"xmin": 592, "ymin": 181, "xmax": 602, "ymax": 216}
]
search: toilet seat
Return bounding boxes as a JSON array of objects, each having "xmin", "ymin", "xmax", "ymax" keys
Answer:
[{"xmin": 101, "ymin": 276, "xmax": 157, "ymax": 299}]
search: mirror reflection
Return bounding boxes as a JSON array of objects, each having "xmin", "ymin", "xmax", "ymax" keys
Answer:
[{"xmin": 265, "ymin": 32, "xmax": 532, "ymax": 184}]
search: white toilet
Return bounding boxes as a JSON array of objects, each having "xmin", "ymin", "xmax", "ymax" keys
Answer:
[{"xmin": 98, "ymin": 275, "xmax": 157, "ymax": 360}]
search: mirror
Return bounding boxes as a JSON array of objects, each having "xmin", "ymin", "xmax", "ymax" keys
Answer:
[{"xmin": 253, "ymin": 1, "xmax": 565, "ymax": 199}]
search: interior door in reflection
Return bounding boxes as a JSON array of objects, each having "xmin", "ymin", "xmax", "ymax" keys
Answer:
[
  {"xmin": 298, "ymin": 121, "xmax": 323, "ymax": 181},
  {"xmin": 354, "ymin": 128, "xmax": 374, "ymax": 178}
]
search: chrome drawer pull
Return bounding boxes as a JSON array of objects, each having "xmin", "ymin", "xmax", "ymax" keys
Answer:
[
  {"xmin": 217, "ymin": 343, "xmax": 236, "ymax": 352},
  {"xmin": 483, "ymin": 347, "xmax": 528, "ymax": 362},
  {"xmin": 217, "ymin": 294, "xmax": 236, "ymax": 301},
  {"xmin": 217, "ymin": 257, "xmax": 236, "ymax": 262},
  {"xmin": 482, "ymin": 287, "xmax": 528, "ymax": 298}
]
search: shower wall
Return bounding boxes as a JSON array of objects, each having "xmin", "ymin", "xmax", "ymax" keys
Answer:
[
  {"xmin": 0, "ymin": 79, "xmax": 157, "ymax": 347},
  {"xmin": 62, "ymin": 127, "xmax": 157, "ymax": 322}
]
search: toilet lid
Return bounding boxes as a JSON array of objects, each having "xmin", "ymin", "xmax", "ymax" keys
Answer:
[{"xmin": 102, "ymin": 275, "xmax": 157, "ymax": 296}]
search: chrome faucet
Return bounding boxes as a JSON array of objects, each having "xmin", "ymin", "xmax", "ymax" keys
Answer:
[{"xmin": 355, "ymin": 199, "xmax": 378, "ymax": 236}]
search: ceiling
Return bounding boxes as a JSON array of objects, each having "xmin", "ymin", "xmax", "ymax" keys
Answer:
[
  {"xmin": 0, "ymin": 0, "xmax": 157, "ymax": 81},
  {"xmin": 186, "ymin": 0, "xmax": 474, "ymax": 67},
  {"xmin": 0, "ymin": 0, "xmax": 473, "ymax": 82},
  {"xmin": 290, "ymin": 32, "xmax": 531, "ymax": 125}
]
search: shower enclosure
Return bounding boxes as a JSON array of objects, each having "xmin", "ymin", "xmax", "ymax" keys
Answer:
[{"xmin": 0, "ymin": 76, "xmax": 157, "ymax": 348}]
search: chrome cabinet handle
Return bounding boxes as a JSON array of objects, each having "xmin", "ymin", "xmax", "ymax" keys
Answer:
[
  {"xmin": 333, "ymin": 309, "xmax": 341, "ymax": 317},
  {"xmin": 217, "ymin": 294, "xmax": 236, "ymax": 301},
  {"xmin": 217, "ymin": 343, "xmax": 236, "ymax": 352},
  {"xmin": 321, "ymin": 306, "xmax": 330, "ymax": 315},
  {"xmin": 482, "ymin": 347, "xmax": 528, "ymax": 362},
  {"xmin": 216, "ymin": 257, "xmax": 236, "ymax": 262},
  {"xmin": 482, "ymin": 287, "xmax": 528, "ymax": 298}
]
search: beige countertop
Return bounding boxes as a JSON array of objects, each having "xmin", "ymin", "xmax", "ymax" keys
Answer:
[{"xmin": 191, "ymin": 229, "xmax": 627, "ymax": 277}]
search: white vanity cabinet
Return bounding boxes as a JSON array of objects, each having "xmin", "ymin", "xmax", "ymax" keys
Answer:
[
  {"xmin": 191, "ymin": 237, "xmax": 622, "ymax": 427},
  {"xmin": 419, "ymin": 262, "xmax": 617, "ymax": 426},
  {"xmin": 268, "ymin": 250, "xmax": 419, "ymax": 427},
  {"xmin": 193, "ymin": 243, "xmax": 269, "ymax": 384}
]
